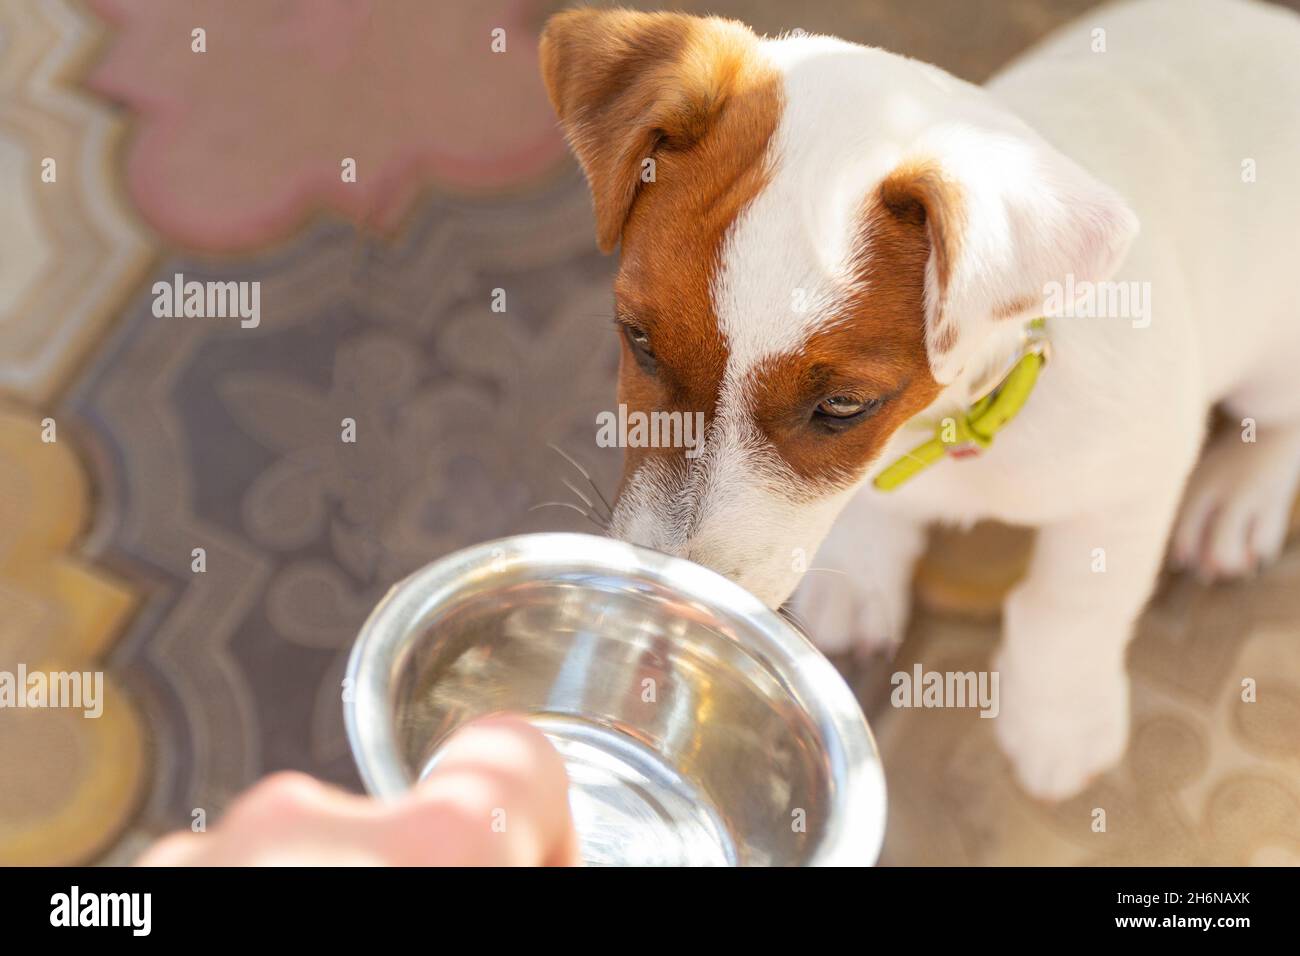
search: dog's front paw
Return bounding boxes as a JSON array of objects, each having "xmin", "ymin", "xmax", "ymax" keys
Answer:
[
  {"xmin": 1171, "ymin": 425, "xmax": 1300, "ymax": 581},
  {"xmin": 791, "ymin": 569, "xmax": 911, "ymax": 658},
  {"xmin": 992, "ymin": 650, "xmax": 1130, "ymax": 801}
]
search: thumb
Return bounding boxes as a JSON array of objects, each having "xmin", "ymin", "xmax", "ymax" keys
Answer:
[{"xmin": 391, "ymin": 715, "xmax": 580, "ymax": 866}]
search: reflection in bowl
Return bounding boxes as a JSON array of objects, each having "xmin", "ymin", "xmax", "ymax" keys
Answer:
[{"xmin": 345, "ymin": 533, "xmax": 886, "ymax": 866}]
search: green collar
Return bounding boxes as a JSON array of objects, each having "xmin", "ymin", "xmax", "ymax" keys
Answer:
[{"xmin": 873, "ymin": 318, "xmax": 1050, "ymax": 492}]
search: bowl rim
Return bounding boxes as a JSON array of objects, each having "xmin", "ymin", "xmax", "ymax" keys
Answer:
[{"xmin": 344, "ymin": 531, "xmax": 887, "ymax": 866}]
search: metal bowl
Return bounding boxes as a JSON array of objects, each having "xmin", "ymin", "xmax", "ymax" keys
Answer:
[{"xmin": 344, "ymin": 532, "xmax": 886, "ymax": 866}]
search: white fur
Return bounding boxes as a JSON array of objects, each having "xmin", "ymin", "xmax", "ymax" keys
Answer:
[{"xmin": 611, "ymin": 0, "xmax": 1300, "ymax": 799}]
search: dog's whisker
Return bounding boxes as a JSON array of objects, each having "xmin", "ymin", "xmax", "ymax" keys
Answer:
[
  {"xmin": 528, "ymin": 500, "xmax": 591, "ymax": 517},
  {"xmin": 561, "ymin": 476, "xmax": 597, "ymax": 512},
  {"xmin": 778, "ymin": 603, "xmax": 815, "ymax": 636},
  {"xmin": 528, "ymin": 500, "xmax": 608, "ymax": 532},
  {"xmin": 547, "ymin": 442, "xmax": 615, "ymax": 518}
]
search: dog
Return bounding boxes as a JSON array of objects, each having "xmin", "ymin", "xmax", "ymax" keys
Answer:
[{"xmin": 538, "ymin": 0, "xmax": 1300, "ymax": 799}]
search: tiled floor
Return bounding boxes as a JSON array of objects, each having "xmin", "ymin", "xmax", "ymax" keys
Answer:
[{"xmin": 1, "ymin": 0, "xmax": 1298, "ymax": 865}]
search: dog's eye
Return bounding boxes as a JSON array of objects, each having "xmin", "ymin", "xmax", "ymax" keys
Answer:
[
  {"xmin": 622, "ymin": 324, "xmax": 658, "ymax": 373},
  {"xmin": 816, "ymin": 396, "xmax": 877, "ymax": 418},
  {"xmin": 813, "ymin": 395, "xmax": 882, "ymax": 429}
]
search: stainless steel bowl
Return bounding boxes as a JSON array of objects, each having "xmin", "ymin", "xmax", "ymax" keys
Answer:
[{"xmin": 344, "ymin": 532, "xmax": 886, "ymax": 866}]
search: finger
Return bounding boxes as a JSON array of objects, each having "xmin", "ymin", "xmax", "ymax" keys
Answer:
[
  {"xmin": 135, "ymin": 832, "xmax": 207, "ymax": 866},
  {"xmin": 211, "ymin": 771, "xmax": 393, "ymax": 865},
  {"xmin": 390, "ymin": 715, "xmax": 579, "ymax": 866}
]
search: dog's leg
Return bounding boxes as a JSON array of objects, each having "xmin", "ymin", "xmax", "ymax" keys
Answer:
[
  {"xmin": 992, "ymin": 490, "xmax": 1183, "ymax": 801},
  {"xmin": 792, "ymin": 497, "xmax": 926, "ymax": 657},
  {"xmin": 1171, "ymin": 419, "xmax": 1300, "ymax": 581}
]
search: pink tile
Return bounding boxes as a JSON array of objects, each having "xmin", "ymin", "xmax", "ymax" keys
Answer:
[{"xmin": 86, "ymin": 0, "xmax": 566, "ymax": 250}]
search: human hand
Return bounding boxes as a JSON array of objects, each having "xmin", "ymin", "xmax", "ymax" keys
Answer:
[{"xmin": 137, "ymin": 715, "xmax": 579, "ymax": 866}]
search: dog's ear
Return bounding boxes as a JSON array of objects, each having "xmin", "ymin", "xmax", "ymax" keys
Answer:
[
  {"xmin": 539, "ymin": 9, "xmax": 758, "ymax": 252},
  {"xmin": 880, "ymin": 128, "xmax": 1139, "ymax": 384}
]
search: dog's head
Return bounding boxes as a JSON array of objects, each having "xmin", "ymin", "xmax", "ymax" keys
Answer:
[{"xmin": 540, "ymin": 9, "xmax": 1136, "ymax": 607}]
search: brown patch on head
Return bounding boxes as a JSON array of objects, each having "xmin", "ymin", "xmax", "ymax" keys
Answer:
[
  {"xmin": 540, "ymin": 9, "xmax": 782, "ymax": 492},
  {"xmin": 540, "ymin": 10, "xmax": 770, "ymax": 252},
  {"xmin": 744, "ymin": 187, "xmax": 946, "ymax": 490},
  {"xmin": 880, "ymin": 160, "xmax": 964, "ymax": 296},
  {"xmin": 880, "ymin": 161, "xmax": 1049, "ymax": 350}
]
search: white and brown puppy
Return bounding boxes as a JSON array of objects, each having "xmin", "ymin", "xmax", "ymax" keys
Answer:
[{"xmin": 539, "ymin": 0, "xmax": 1300, "ymax": 799}]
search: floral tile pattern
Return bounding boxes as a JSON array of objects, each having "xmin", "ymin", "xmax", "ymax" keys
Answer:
[
  {"xmin": 0, "ymin": 403, "xmax": 144, "ymax": 865},
  {"xmin": 0, "ymin": 0, "xmax": 151, "ymax": 864},
  {"xmin": 86, "ymin": 0, "xmax": 567, "ymax": 252},
  {"xmin": 0, "ymin": 0, "xmax": 152, "ymax": 404},
  {"xmin": 65, "ymin": 178, "xmax": 622, "ymax": 825}
]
